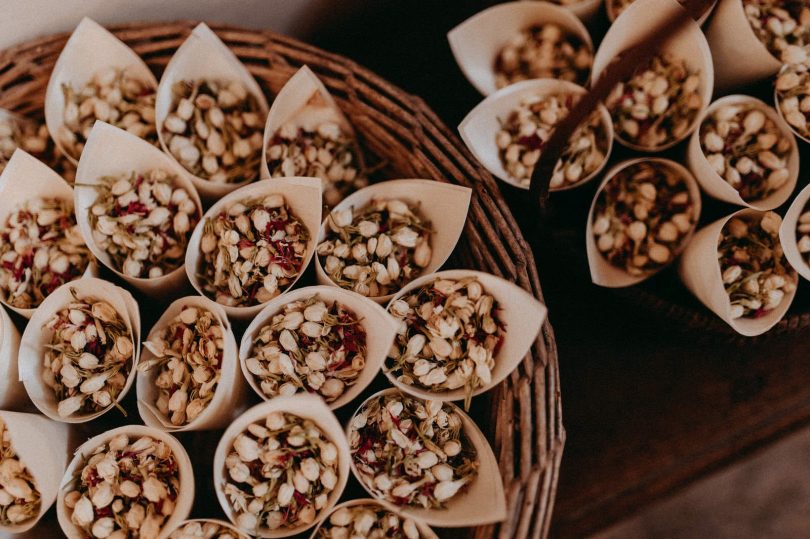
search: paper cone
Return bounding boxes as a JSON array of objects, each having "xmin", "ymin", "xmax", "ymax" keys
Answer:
[
  {"xmin": 45, "ymin": 17, "xmax": 158, "ymax": 166},
  {"xmin": 56, "ymin": 425, "xmax": 194, "ymax": 539},
  {"xmin": 679, "ymin": 208, "xmax": 797, "ymax": 336},
  {"xmin": 239, "ymin": 285, "xmax": 398, "ymax": 410},
  {"xmin": 18, "ymin": 277, "xmax": 141, "ymax": 423},
  {"xmin": 347, "ymin": 388, "xmax": 506, "ymax": 527},
  {"xmin": 308, "ymin": 498, "xmax": 439, "ymax": 539},
  {"xmin": 0, "ymin": 411, "xmax": 69, "ymax": 534},
  {"xmin": 774, "ymin": 64, "xmax": 810, "ymax": 146},
  {"xmin": 780, "ymin": 182, "xmax": 810, "ymax": 282},
  {"xmin": 592, "ymin": 0, "xmax": 713, "ymax": 151},
  {"xmin": 384, "ymin": 270, "xmax": 546, "ymax": 403},
  {"xmin": 185, "ymin": 177, "xmax": 323, "ymax": 322},
  {"xmin": 606, "ymin": 0, "xmax": 716, "ymax": 24},
  {"xmin": 213, "ymin": 395, "xmax": 351, "ymax": 538},
  {"xmin": 704, "ymin": 0, "xmax": 782, "ymax": 91},
  {"xmin": 315, "ymin": 179, "xmax": 472, "ymax": 303},
  {"xmin": 166, "ymin": 519, "xmax": 249, "ymax": 539},
  {"xmin": 0, "ymin": 149, "xmax": 93, "ymax": 318},
  {"xmin": 448, "ymin": 1, "xmax": 593, "ymax": 96},
  {"xmin": 137, "ymin": 296, "xmax": 244, "ymax": 431},
  {"xmin": 0, "ymin": 303, "xmax": 27, "ymax": 411},
  {"xmin": 459, "ymin": 78, "xmax": 613, "ymax": 191},
  {"xmin": 586, "ymin": 157, "xmax": 702, "ymax": 287},
  {"xmin": 74, "ymin": 121, "xmax": 202, "ymax": 297},
  {"xmin": 156, "ymin": 23, "xmax": 270, "ymax": 202},
  {"xmin": 556, "ymin": 0, "xmax": 603, "ymax": 23},
  {"xmin": 686, "ymin": 95, "xmax": 799, "ymax": 210}
]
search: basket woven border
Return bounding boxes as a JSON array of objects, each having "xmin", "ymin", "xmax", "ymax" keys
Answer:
[{"xmin": 0, "ymin": 20, "xmax": 564, "ymax": 538}]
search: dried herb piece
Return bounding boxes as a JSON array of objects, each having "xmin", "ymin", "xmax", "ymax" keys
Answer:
[
  {"xmin": 222, "ymin": 412, "xmax": 340, "ymax": 532},
  {"xmin": 317, "ymin": 503, "xmax": 423, "ymax": 539},
  {"xmin": 742, "ymin": 0, "xmax": 810, "ymax": 60},
  {"xmin": 0, "ymin": 419, "xmax": 40, "ymax": 527},
  {"xmin": 349, "ymin": 392, "xmax": 479, "ymax": 509},
  {"xmin": 0, "ymin": 198, "xmax": 90, "ymax": 309},
  {"xmin": 197, "ymin": 194, "xmax": 310, "ymax": 307},
  {"xmin": 776, "ymin": 60, "xmax": 810, "ymax": 139}
]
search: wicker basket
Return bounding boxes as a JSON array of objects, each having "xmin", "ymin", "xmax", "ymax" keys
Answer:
[{"xmin": 0, "ymin": 21, "xmax": 564, "ymax": 538}]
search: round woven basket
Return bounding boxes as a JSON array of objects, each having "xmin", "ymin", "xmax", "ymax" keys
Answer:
[{"xmin": 0, "ymin": 21, "xmax": 564, "ymax": 538}]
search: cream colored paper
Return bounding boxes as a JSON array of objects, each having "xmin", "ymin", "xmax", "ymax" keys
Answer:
[
  {"xmin": 213, "ymin": 395, "xmax": 351, "ymax": 538},
  {"xmin": 137, "ymin": 296, "xmax": 244, "ymax": 431},
  {"xmin": 347, "ymin": 388, "xmax": 507, "ymax": 527},
  {"xmin": 459, "ymin": 78, "xmax": 613, "ymax": 190},
  {"xmin": 45, "ymin": 17, "xmax": 158, "ymax": 166},
  {"xmin": 780, "ymin": 182, "xmax": 810, "ymax": 282},
  {"xmin": 185, "ymin": 177, "xmax": 323, "ymax": 322},
  {"xmin": 0, "ymin": 303, "xmax": 27, "ymax": 411},
  {"xmin": 0, "ymin": 411, "xmax": 69, "ymax": 534},
  {"xmin": 156, "ymin": 22, "xmax": 269, "ymax": 201},
  {"xmin": 586, "ymin": 158, "xmax": 702, "ymax": 287},
  {"xmin": 18, "ymin": 277, "xmax": 141, "ymax": 423},
  {"xmin": 315, "ymin": 179, "xmax": 472, "ymax": 303},
  {"xmin": 704, "ymin": 0, "xmax": 782, "ymax": 91},
  {"xmin": 384, "ymin": 269, "xmax": 546, "ymax": 403},
  {"xmin": 555, "ymin": 0, "xmax": 603, "ymax": 23},
  {"xmin": 0, "ymin": 149, "xmax": 93, "ymax": 318},
  {"xmin": 74, "ymin": 121, "xmax": 203, "ymax": 297},
  {"xmin": 56, "ymin": 425, "xmax": 194, "ymax": 539},
  {"xmin": 678, "ymin": 208, "xmax": 797, "ymax": 336},
  {"xmin": 686, "ymin": 95, "xmax": 799, "ymax": 211},
  {"xmin": 606, "ymin": 0, "xmax": 716, "ymax": 23},
  {"xmin": 308, "ymin": 498, "xmax": 439, "ymax": 539},
  {"xmin": 239, "ymin": 285, "xmax": 398, "ymax": 410},
  {"xmin": 592, "ymin": 0, "xmax": 713, "ymax": 151},
  {"xmin": 166, "ymin": 519, "xmax": 249, "ymax": 539},
  {"xmin": 448, "ymin": 1, "xmax": 593, "ymax": 96}
]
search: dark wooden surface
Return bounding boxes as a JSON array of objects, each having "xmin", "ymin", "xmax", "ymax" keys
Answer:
[{"xmin": 313, "ymin": 1, "xmax": 810, "ymax": 538}]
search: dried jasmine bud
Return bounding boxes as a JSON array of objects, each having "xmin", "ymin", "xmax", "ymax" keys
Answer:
[
  {"xmin": 63, "ymin": 434, "xmax": 181, "ymax": 538},
  {"xmin": 387, "ymin": 277, "xmax": 504, "ymax": 409},
  {"xmin": 197, "ymin": 194, "xmax": 310, "ymax": 307},
  {"xmin": 0, "ymin": 198, "xmax": 90, "ymax": 309},
  {"xmin": 699, "ymin": 103, "xmax": 792, "ymax": 202},
  {"xmin": 170, "ymin": 520, "xmax": 247, "ymax": 539},
  {"xmin": 43, "ymin": 290, "xmax": 133, "ymax": 418},
  {"xmin": 606, "ymin": 53, "xmax": 702, "ymax": 148},
  {"xmin": 720, "ymin": 212, "xmax": 796, "ymax": 319},
  {"xmin": 245, "ymin": 295, "xmax": 366, "ymax": 403},
  {"xmin": 776, "ymin": 61, "xmax": 810, "ymax": 139},
  {"xmin": 59, "ymin": 67, "xmax": 157, "ymax": 161},
  {"xmin": 163, "ymin": 79, "xmax": 264, "ymax": 184},
  {"xmin": 318, "ymin": 198, "xmax": 433, "ymax": 297},
  {"xmin": 494, "ymin": 24, "xmax": 592, "ymax": 89},
  {"xmin": 222, "ymin": 412, "xmax": 340, "ymax": 533},
  {"xmin": 592, "ymin": 162, "xmax": 695, "ymax": 276},
  {"xmin": 795, "ymin": 204, "xmax": 810, "ymax": 266},
  {"xmin": 742, "ymin": 0, "xmax": 810, "ymax": 61},
  {"xmin": 349, "ymin": 392, "xmax": 479, "ymax": 509},
  {"xmin": 496, "ymin": 92, "xmax": 608, "ymax": 188},
  {"xmin": 139, "ymin": 306, "xmax": 225, "ymax": 426},
  {"xmin": 266, "ymin": 122, "xmax": 367, "ymax": 207},
  {"xmin": 0, "ymin": 419, "xmax": 40, "ymax": 527},
  {"xmin": 316, "ymin": 503, "xmax": 423, "ymax": 539},
  {"xmin": 86, "ymin": 169, "xmax": 198, "ymax": 278}
]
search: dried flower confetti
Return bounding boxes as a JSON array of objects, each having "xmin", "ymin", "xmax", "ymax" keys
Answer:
[
  {"xmin": 776, "ymin": 60, "xmax": 810, "ymax": 139},
  {"xmin": 169, "ymin": 520, "xmax": 247, "ymax": 539},
  {"xmin": 742, "ymin": 0, "xmax": 810, "ymax": 61},
  {"xmin": 0, "ymin": 419, "xmax": 40, "ymax": 527},
  {"xmin": 0, "ymin": 118, "xmax": 49, "ymax": 174},
  {"xmin": 316, "ymin": 503, "xmax": 424, "ymax": 539}
]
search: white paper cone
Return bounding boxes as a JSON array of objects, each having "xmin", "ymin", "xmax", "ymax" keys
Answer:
[
  {"xmin": 315, "ymin": 179, "xmax": 472, "ymax": 303},
  {"xmin": 780, "ymin": 182, "xmax": 810, "ymax": 282},
  {"xmin": 0, "ymin": 411, "xmax": 69, "ymax": 534},
  {"xmin": 704, "ymin": 0, "xmax": 782, "ymax": 91},
  {"xmin": 679, "ymin": 208, "xmax": 797, "ymax": 336},
  {"xmin": 606, "ymin": 0, "xmax": 716, "ymax": 23},
  {"xmin": 56, "ymin": 425, "xmax": 194, "ymax": 539},
  {"xmin": 18, "ymin": 277, "xmax": 141, "ymax": 423},
  {"xmin": 260, "ymin": 65, "xmax": 364, "ymax": 182},
  {"xmin": 137, "ymin": 295, "xmax": 244, "ymax": 431},
  {"xmin": 384, "ymin": 270, "xmax": 546, "ymax": 403},
  {"xmin": 74, "ymin": 121, "xmax": 203, "ymax": 297},
  {"xmin": 592, "ymin": 0, "xmax": 713, "ymax": 151},
  {"xmin": 586, "ymin": 157, "xmax": 702, "ymax": 287},
  {"xmin": 185, "ymin": 177, "xmax": 323, "ymax": 322},
  {"xmin": 308, "ymin": 498, "xmax": 439, "ymax": 539},
  {"xmin": 156, "ymin": 23, "xmax": 270, "ymax": 201},
  {"xmin": 0, "ymin": 149, "xmax": 92, "ymax": 318},
  {"xmin": 239, "ymin": 285, "xmax": 398, "ymax": 410},
  {"xmin": 347, "ymin": 388, "xmax": 507, "ymax": 527},
  {"xmin": 459, "ymin": 78, "xmax": 613, "ymax": 190},
  {"xmin": 0, "ymin": 303, "xmax": 27, "ymax": 411},
  {"xmin": 686, "ymin": 95, "xmax": 799, "ymax": 210},
  {"xmin": 448, "ymin": 1, "xmax": 593, "ymax": 96},
  {"xmin": 166, "ymin": 519, "xmax": 249, "ymax": 539},
  {"xmin": 45, "ymin": 17, "xmax": 158, "ymax": 166},
  {"xmin": 556, "ymin": 0, "xmax": 603, "ymax": 23},
  {"xmin": 213, "ymin": 395, "xmax": 351, "ymax": 538}
]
